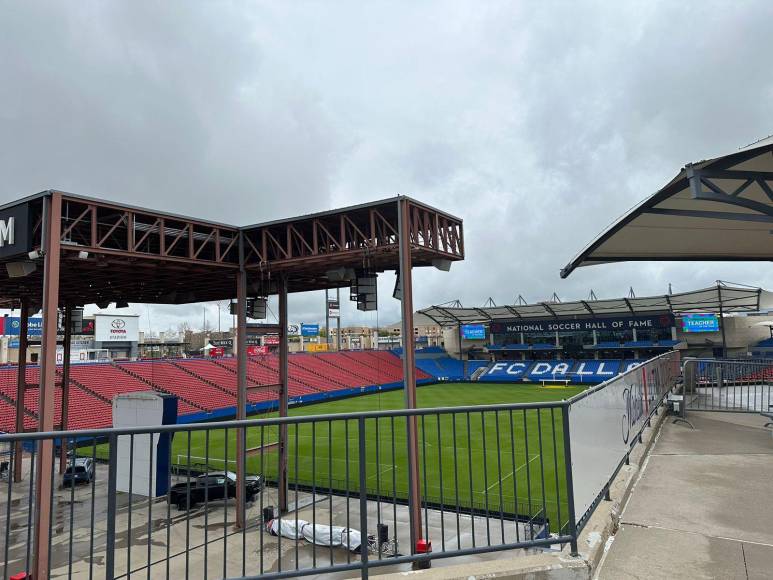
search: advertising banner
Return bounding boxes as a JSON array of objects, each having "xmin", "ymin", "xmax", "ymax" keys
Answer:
[
  {"xmin": 327, "ymin": 300, "xmax": 340, "ymax": 319},
  {"xmin": 301, "ymin": 323, "xmax": 319, "ymax": 337},
  {"xmin": 94, "ymin": 314, "xmax": 140, "ymax": 342},
  {"xmin": 307, "ymin": 343, "xmax": 329, "ymax": 353},
  {"xmin": 681, "ymin": 313, "xmax": 720, "ymax": 333},
  {"xmin": 568, "ymin": 351, "xmax": 680, "ymax": 525},
  {"xmin": 287, "ymin": 324, "xmax": 300, "ymax": 336},
  {"xmin": 461, "ymin": 324, "xmax": 486, "ymax": 340},
  {"xmin": 5, "ymin": 317, "xmax": 43, "ymax": 337},
  {"xmin": 210, "ymin": 338, "xmax": 234, "ymax": 348},
  {"xmin": 263, "ymin": 335, "xmax": 280, "ymax": 346},
  {"xmin": 490, "ymin": 314, "xmax": 674, "ymax": 335},
  {"xmin": 247, "ymin": 345, "xmax": 270, "ymax": 356}
]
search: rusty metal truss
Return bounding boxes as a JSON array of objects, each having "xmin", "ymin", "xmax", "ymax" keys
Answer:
[
  {"xmin": 242, "ymin": 199, "xmax": 463, "ymax": 283},
  {"xmin": 59, "ymin": 195, "xmax": 241, "ymax": 266}
]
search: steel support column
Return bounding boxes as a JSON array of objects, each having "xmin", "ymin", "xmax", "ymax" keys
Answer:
[
  {"xmin": 398, "ymin": 197, "xmax": 423, "ymax": 553},
  {"xmin": 336, "ymin": 288, "xmax": 341, "ymax": 351},
  {"xmin": 33, "ymin": 191, "xmax": 63, "ymax": 580},
  {"xmin": 717, "ymin": 283, "xmax": 728, "ymax": 357},
  {"xmin": 13, "ymin": 297, "xmax": 29, "ymax": 483},
  {"xmin": 278, "ymin": 275, "xmax": 289, "ymax": 512},
  {"xmin": 235, "ymin": 233, "xmax": 248, "ymax": 528},
  {"xmin": 325, "ymin": 288, "xmax": 330, "ymax": 349},
  {"xmin": 59, "ymin": 305, "xmax": 73, "ymax": 474}
]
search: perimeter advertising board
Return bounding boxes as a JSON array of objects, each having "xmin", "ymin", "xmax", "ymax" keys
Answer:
[
  {"xmin": 568, "ymin": 351, "xmax": 680, "ymax": 525},
  {"xmin": 94, "ymin": 314, "xmax": 140, "ymax": 342}
]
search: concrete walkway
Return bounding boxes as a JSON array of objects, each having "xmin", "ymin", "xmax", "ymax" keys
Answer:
[{"xmin": 597, "ymin": 411, "xmax": 773, "ymax": 580}]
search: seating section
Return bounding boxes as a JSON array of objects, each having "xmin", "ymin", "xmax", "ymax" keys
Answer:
[
  {"xmin": 479, "ymin": 359, "xmax": 643, "ymax": 383},
  {"xmin": 121, "ymin": 361, "xmax": 236, "ymax": 411},
  {"xmin": 0, "ymin": 348, "xmax": 659, "ymax": 434},
  {"xmin": 569, "ymin": 360, "xmax": 621, "ymax": 383},
  {"xmin": 174, "ymin": 359, "xmax": 273, "ymax": 404}
]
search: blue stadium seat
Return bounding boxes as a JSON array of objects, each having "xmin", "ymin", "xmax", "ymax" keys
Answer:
[
  {"xmin": 624, "ymin": 340, "xmax": 654, "ymax": 348},
  {"xmin": 570, "ymin": 360, "xmax": 621, "ymax": 383},
  {"xmin": 480, "ymin": 360, "xmax": 532, "ymax": 381},
  {"xmin": 621, "ymin": 360, "xmax": 643, "ymax": 374},
  {"xmin": 527, "ymin": 360, "xmax": 574, "ymax": 381}
]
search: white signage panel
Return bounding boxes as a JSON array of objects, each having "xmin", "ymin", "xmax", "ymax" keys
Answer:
[
  {"xmin": 95, "ymin": 314, "xmax": 140, "ymax": 342},
  {"xmin": 568, "ymin": 352, "xmax": 679, "ymax": 525}
]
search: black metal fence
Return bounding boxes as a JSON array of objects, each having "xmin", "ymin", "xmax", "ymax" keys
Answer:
[
  {"xmin": 1, "ymin": 402, "xmax": 576, "ymax": 579},
  {"xmin": 683, "ymin": 358, "xmax": 773, "ymax": 412},
  {"xmin": 0, "ymin": 352, "xmax": 685, "ymax": 579}
]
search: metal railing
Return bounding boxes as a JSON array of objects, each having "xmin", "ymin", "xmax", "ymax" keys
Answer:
[
  {"xmin": 1, "ymin": 402, "xmax": 574, "ymax": 579},
  {"xmin": 0, "ymin": 352, "xmax": 684, "ymax": 579},
  {"xmin": 566, "ymin": 351, "xmax": 680, "ymax": 532},
  {"xmin": 683, "ymin": 358, "xmax": 773, "ymax": 412}
]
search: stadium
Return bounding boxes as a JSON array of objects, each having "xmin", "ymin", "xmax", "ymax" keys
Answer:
[{"xmin": 1, "ymin": 134, "xmax": 772, "ymax": 580}]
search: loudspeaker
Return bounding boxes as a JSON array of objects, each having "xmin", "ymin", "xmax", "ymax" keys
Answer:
[{"xmin": 5, "ymin": 261, "xmax": 36, "ymax": 278}]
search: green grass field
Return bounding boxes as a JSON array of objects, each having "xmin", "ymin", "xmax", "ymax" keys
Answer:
[
  {"xmin": 175, "ymin": 382, "xmax": 582, "ymax": 532},
  {"xmin": 88, "ymin": 382, "xmax": 583, "ymax": 532}
]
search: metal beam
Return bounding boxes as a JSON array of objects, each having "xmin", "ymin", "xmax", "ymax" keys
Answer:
[
  {"xmin": 398, "ymin": 197, "xmax": 423, "ymax": 556},
  {"xmin": 59, "ymin": 306, "xmax": 72, "ymax": 474},
  {"xmin": 13, "ymin": 298, "xmax": 28, "ymax": 483},
  {"xmin": 278, "ymin": 275, "xmax": 289, "ymax": 512},
  {"xmin": 33, "ymin": 191, "xmax": 63, "ymax": 580},
  {"xmin": 235, "ymin": 233, "xmax": 248, "ymax": 528}
]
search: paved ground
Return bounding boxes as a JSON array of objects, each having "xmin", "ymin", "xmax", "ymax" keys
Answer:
[
  {"xmin": 1, "ymin": 457, "xmax": 545, "ymax": 579},
  {"xmin": 597, "ymin": 411, "xmax": 773, "ymax": 580}
]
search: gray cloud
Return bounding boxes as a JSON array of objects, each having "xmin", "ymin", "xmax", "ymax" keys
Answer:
[{"xmin": 1, "ymin": 1, "xmax": 771, "ymax": 331}]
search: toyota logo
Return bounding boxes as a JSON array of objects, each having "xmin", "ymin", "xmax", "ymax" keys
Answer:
[{"xmin": 111, "ymin": 319, "xmax": 126, "ymax": 329}]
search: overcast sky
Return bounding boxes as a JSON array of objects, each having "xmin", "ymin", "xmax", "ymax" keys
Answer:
[{"xmin": 1, "ymin": 1, "xmax": 772, "ymax": 333}]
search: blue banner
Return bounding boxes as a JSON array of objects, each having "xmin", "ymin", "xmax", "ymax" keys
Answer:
[
  {"xmin": 5, "ymin": 317, "xmax": 43, "ymax": 337},
  {"xmin": 490, "ymin": 313, "xmax": 674, "ymax": 335},
  {"xmin": 301, "ymin": 323, "xmax": 319, "ymax": 337},
  {"xmin": 681, "ymin": 313, "xmax": 719, "ymax": 333},
  {"xmin": 462, "ymin": 324, "xmax": 486, "ymax": 340}
]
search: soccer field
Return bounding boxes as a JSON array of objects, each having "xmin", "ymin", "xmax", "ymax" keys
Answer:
[{"xmin": 171, "ymin": 382, "xmax": 584, "ymax": 532}]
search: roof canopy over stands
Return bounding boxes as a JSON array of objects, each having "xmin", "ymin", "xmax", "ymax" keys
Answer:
[
  {"xmin": 419, "ymin": 283, "xmax": 773, "ymax": 327},
  {"xmin": 0, "ymin": 191, "xmax": 464, "ymax": 306},
  {"xmin": 560, "ymin": 136, "xmax": 773, "ymax": 278}
]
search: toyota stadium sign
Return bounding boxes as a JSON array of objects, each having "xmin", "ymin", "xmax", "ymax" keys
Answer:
[{"xmin": 94, "ymin": 314, "xmax": 140, "ymax": 342}]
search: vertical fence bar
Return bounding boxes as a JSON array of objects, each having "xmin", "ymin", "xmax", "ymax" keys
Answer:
[
  {"xmin": 4, "ymin": 443, "xmax": 14, "ymax": 579},
  {"xmin": 147, "ymin": 434, "xmax": 154, "ymax": 580},
  {"xmin": 89, "ymin": 437, "xmax": 97, "ymax": 580},
  {"xmin": 68, "ymin": 437, "xmax": 76, "ymax": 579},
  {"xmin": 560, "ymin": 403, "xmax": 578, "ymax": 556},
  {"xmin": 358, "ymin": 416, "xmax": 369, "ymax": 579},
  {"xmin": 105, "ymin": 434, "xmax": 119, "ymax": 580},
  {"xmin": 25, "ymin": 443, "xmax": 35, "ymax": 576}
]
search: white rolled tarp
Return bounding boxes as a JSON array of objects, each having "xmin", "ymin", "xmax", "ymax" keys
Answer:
[{"xmin": 266, "ymin": 518, "xmax": 363, "ymax": 552}]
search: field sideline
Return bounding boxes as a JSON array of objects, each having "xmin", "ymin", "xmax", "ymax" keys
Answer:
[{"xmin": 172, "ymin": 382, "xmax": 584, "ymax": 532}]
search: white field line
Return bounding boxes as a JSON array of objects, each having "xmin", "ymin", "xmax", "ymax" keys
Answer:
[{"xmin": 486, "ymin": 454, "xmax": 540, "ymax": 492}]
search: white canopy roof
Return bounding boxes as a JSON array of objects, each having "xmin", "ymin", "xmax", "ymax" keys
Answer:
[
  {"xmin": 561, "ymin": 136, "xmax": 773, "ymax": 278},
  {"xmin": 419, "ymin": 283, "xmax": 772, "ymax": 327}
]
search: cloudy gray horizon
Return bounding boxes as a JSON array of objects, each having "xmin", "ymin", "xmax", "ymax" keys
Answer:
[{"xmin": 2, "ymin": 1, "xmax": 771, "ymax": 333}]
